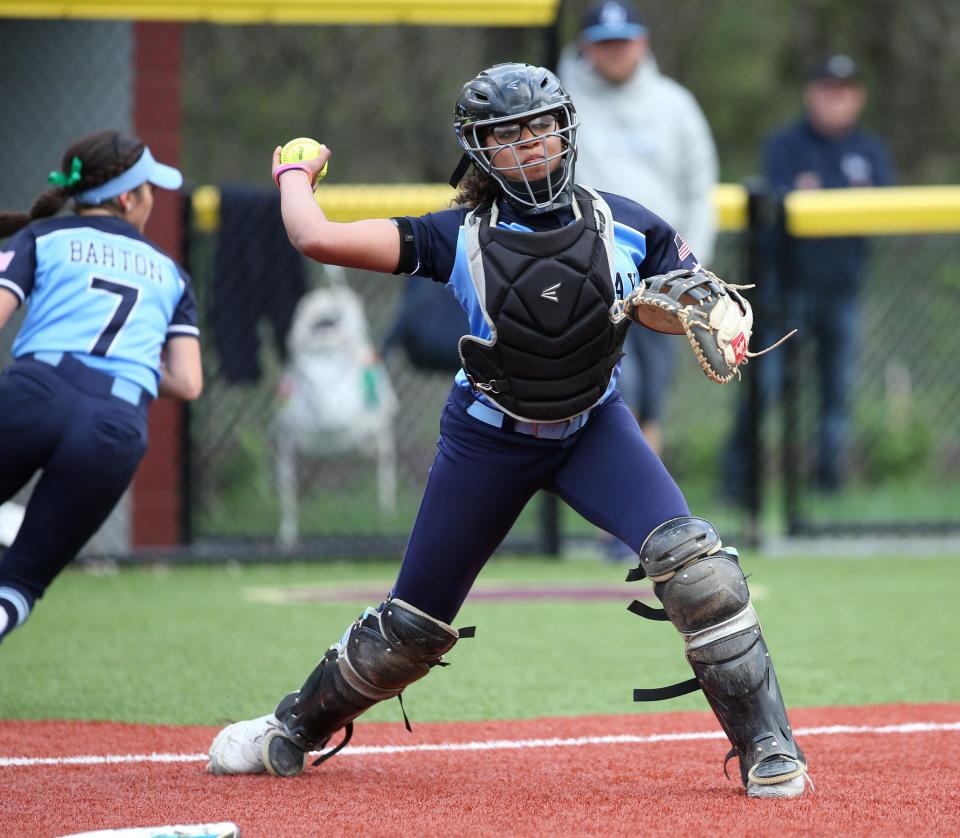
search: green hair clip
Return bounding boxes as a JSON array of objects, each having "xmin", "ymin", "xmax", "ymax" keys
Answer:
[{"xmin": 47, "ymin": 156, "xmax": 83, "ymax": 188}]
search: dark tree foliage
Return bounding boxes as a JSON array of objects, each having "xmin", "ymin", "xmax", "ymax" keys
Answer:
[{"xmin": 182, "ymin": 0, "xmax": 959, "ymax": 188}]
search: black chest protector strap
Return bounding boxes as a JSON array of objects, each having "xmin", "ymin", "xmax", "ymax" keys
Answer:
[{"xmin": 459, "ymin": 186, "xmax": 630, "ymax": 423}]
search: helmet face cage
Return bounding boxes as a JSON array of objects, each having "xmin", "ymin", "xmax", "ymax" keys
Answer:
[
  {"xmin": 453, "ymin": 64, "xmax": 580, "ymax": 212},
  {"xmin": 457, "ymin": 103, "xmax": 579, "ymax": 210}
]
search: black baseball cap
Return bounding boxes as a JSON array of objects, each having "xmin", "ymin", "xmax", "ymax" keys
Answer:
[
  {"xmin": 808, "ymin": 54, "xmax": 860, "ymax": 83},
  {"xmin": 580, "ymin": 0, "xmax": 648, "ymax": 43}
]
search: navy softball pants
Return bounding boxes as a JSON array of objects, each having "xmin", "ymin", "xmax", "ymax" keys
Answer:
[
  {"xmin": 392, "ymin": 386, "xmax": 689, "ymax": 624},
  {"xmin": 0, "ymin": 356, "xmax": 148, "ymax": 633}
]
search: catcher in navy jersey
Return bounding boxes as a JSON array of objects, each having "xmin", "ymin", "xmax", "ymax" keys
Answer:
[
  {"xmin": 0, "ymin": 130, "xmax": 202, "ymax": 645},
  {"xmin": 208, "ymin": 63, "xmax": 808, "ymax": 798}
]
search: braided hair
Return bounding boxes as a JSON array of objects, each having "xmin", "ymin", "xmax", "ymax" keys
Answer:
[{"xmin": 0, "ymin": 130, "xmax": 145, "ymax": 239}]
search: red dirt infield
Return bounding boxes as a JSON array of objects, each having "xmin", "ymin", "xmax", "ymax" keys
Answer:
[{"xmin": 1, "ymin": 702, "xmax": 958, "ymax": 837}]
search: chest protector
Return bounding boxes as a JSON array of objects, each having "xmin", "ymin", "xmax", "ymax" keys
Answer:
[{"xmin": 459, "ymin": 185, "xmax": 630, "ymax": 422}]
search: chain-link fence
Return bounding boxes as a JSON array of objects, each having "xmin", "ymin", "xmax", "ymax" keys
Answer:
[
  {"xmin": 778, "ymin": 232, "xmax": 960, "ymax": 535},
  {"xmin": 184, "ymin": 197, "xmax": 468, "ymax": 556},
  {"xmin": 183, "ymin": 200, "xmax": 960, "ymax": 553}
]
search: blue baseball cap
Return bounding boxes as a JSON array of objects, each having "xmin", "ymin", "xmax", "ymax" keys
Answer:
[
  {"xmin": 808, "ymin": 54, "xmax": 860, "ymax": 84},
  {"xmin": 580, "ymin": 0, "xmax": 648, "ymax": 43}
]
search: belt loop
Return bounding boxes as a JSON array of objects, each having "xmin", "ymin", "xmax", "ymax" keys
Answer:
[
  {"xmin": 466, "ymin": 397, "xmax": 506, "ymax": 429},
  {"xmin": 110, "ymin": 377, "xmax": 145, "ymax": 407},
  {"xmin": 33, "ymin": 351, "xmax": 64, "ymax": 367}
]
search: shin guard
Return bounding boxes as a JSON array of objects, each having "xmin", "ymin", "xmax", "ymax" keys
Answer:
[{"xmin": 275, "ymin": 598, "xmax": 459, "ymax": 754}]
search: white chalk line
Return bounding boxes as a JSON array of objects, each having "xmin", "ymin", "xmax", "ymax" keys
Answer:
[{"xmin": 2, "ymin": 720, "xmax": 958, "ymax": 769}]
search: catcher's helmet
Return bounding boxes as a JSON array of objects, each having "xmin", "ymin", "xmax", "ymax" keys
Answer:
[{"xmin": 452, "ymin": 63, "xmax": 579, "ymax": 213}]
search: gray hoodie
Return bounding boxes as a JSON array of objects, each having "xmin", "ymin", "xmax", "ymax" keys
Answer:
[{"xmin": 558, "ymin": 45, "xmax": 719, "ymax": 264}]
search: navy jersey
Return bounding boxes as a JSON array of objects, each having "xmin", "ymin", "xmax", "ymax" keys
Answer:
[
  {"xmin": 0, "ymin": 216, "xmax": 199, "ymax": 396},
  {"xmin": 398, "ymin": 190, "xmax": 699, "ymax": 401}
]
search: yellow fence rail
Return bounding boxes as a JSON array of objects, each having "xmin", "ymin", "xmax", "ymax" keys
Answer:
[
  {"xmin": 0, "ymin": 0, "xmax": 561, "ymax": 26},
  {"xmin": 192, "ymin": 183, "xmax": 960, "ymax": 237},
  {"xmin": 785, "ymin": 186, "xmax": 960, "ymax": 237},
  {"xmin": 192, "ymin": 183, "xmax": 750, "ymax": 234}
]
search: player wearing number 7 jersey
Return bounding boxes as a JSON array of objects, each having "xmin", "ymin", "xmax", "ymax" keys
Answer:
[{"xmin": 0, "ymin": 129, "xmax": 202, "ymax": 644}]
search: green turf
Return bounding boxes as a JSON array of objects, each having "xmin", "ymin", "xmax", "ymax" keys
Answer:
[{"xmin": 1, "ymin": 553, "xmax": 958, "ymax": 726}]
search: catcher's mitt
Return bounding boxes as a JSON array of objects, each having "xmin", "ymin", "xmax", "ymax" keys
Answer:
[{"xmin": 621, "ymin": 268, "xmax": 777, "ymax": 384}]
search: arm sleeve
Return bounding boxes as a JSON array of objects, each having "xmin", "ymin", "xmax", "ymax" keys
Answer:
[
  {"xmin": 392, "ymin": 217, "xmax": 417, "ymax": 276},
  {"xmin": 393, "ymin": 208, "xmax": 467, "ymax": 284}
]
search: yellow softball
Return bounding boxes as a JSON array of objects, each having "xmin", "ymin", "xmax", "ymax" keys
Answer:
[{"xmin": 280, "ymin": 137, "xmax": 329, "ymax": 181}]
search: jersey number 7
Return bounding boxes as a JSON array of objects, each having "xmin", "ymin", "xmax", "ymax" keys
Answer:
[{"xmin": 89, "ymin": 275, "xmax": 141, "ymax": 356}]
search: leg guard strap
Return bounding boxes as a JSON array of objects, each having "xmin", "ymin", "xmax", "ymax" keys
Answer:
[{"xmin": 633, "ymin": 678, "xmax": 700, "ymax": 702}]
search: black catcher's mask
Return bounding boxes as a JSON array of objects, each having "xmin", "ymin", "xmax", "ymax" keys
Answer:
[{"xmin": 451, "ymin": 62, "xmax": 579, "ymax": 215}]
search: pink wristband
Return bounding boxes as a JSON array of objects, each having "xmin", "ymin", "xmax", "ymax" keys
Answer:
[{"xmin": 272, "ymin": 163, "xmax": 314, "ymax": 189}]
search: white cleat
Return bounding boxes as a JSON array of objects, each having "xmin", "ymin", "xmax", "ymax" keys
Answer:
[
  {"xmin": 747, "ymin": 775, "xmax": 809, "ymax": 799},
  {"xmin": 744, "ymin": 753, "xmax": 811, "ymax": 799},
  {"xmin": 207, "ymin": 713, "xmax": 283, "ymax": 775}
]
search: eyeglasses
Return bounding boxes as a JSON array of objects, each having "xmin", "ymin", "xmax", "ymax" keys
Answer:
[{"xmin": 488, "ymin": 114, "xmax": 560, "ymax": 145}]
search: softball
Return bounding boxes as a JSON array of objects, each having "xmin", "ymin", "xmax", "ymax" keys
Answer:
[{"xmin": 280, "ymin": 137, "xmax": 329, "ymax": 181}]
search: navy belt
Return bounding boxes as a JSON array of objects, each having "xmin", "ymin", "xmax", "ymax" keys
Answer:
[
  {"xmin": 19, "ymin": 352, "xmax": 151, "ymax": 409},
  {"xmin": 464, "ymin": 395, "xmax": 591, "ymax": 440}
]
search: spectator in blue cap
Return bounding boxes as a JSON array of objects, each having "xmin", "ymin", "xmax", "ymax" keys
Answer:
[
  {"xmin": 559, "ymin": 0, "xmax": 719, "ymax": 559},
  {"xmin": 725, "ymin": 54, "xmax": 895, "ymax": 496}
]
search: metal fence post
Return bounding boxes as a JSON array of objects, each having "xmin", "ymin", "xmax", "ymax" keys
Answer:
[
  {"xmin": 543, "ymin": 0, "xmax": 562, "ymax": 70},
  {"xmin": 540, "ymin": 493, "xmax": 561, "ymax": 556},
  {"xmin": 742, "ymin": 180, "xmax": 770, "ymax": 547},
  {"xmin": 539, "ymin": 0, "xmax": 574, "ymax": 558},
  {"xmin": 777, "ymin": 199, "xmax": 803, "ymax": 535},
  {"xmin": 179, "ymin": 193, "xmax": 194, "ymax": 546}
]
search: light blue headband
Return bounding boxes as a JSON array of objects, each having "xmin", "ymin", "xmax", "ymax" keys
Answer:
[{"xmin": 74, "ymin": 147, "xmax": 183, "ymax": 206}]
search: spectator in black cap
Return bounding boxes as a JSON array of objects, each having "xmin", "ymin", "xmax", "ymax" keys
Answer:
[
  {"xmin": 725, "ymin": 54, "xmax": 895, "ymax": 496},
  {"xmin": 559, "ymin": 0, "xmax": 718, "ymax": 559}
]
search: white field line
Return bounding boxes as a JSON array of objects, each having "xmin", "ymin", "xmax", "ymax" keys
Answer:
[{"xmin": 2, "ymin": 720, "xmax": 958, "ymax": 769}]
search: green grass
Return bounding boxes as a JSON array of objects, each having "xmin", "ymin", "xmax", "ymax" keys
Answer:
[
  {"xmin": 798, "ymin": 474, "xmax": 960, "ymax": 525},
  {"xmin": 200, "ymin": 475, "xmax": 551, "ymax": 539},
  {"xmin": 1, "ymin": 553, "xmax": 958, "ymax": 726}
]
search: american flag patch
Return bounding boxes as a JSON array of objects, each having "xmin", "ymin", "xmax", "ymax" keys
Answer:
[
  {"xmin": 674, "ymin": 233, "xmax": 691, "ymax": 261},
  {"xmin": 0, "ymin": 250, "xmax": 15, "ymax": 272}
]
